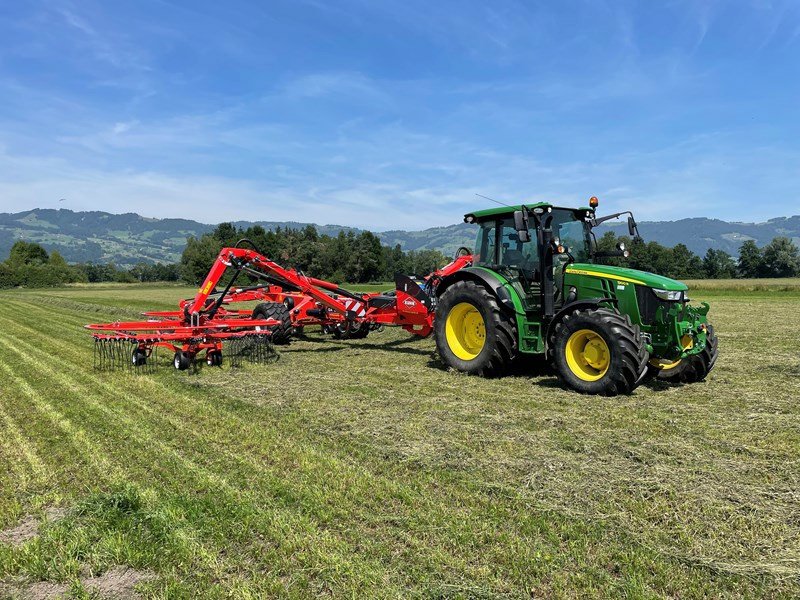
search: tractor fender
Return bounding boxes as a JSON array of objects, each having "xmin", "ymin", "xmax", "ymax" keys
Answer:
[
  {"xmin": 546, "ymin": 297, "xmax": 618, "ymax": 342},
  {"xmin": 436, "ymin": 268, "xmax": 517, "ymax": 314}
]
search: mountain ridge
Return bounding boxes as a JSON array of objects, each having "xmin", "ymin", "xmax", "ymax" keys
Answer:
[{"xmin": 2, "ymin": 208, "xmax": 799, "ymax": 267}]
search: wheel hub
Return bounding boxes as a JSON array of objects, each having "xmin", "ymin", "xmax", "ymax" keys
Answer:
[
  {"xmin": 445, "ymin": 302, "xmax": 486, "ymax": 361},
  {"xmin": 565, "ymin": 329, "xmax": 611, "ymax": 381}
]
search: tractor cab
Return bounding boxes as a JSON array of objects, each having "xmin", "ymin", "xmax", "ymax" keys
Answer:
[{"xmin": 465, "ymin": 202, "xmax": 594, "ymax": 313}]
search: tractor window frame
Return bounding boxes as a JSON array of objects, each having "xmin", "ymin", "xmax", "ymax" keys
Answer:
[{"xmin": 473, "ymin": 217, "xmax": 539, "ymax": 275}]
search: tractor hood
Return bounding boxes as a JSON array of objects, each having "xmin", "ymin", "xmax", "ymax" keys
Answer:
[{"xmin": 566, "ymin": 263, "xmax": 688, "ymax": 292}]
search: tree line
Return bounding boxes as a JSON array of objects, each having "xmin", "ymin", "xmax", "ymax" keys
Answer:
[
  {"xmin": 0, "ymin": 240, "xmax": 181, "ymax": 288},
  {"xmin": 594, "ymin": 232, "xmax": 800, "ymax": 279},
  {"xmin": 179, "ymin": 223, "xmax": 449, "ymax": 285},
  {"xmin": 2, "ymin": 226, "xmax": 799, "ymax": 289}
]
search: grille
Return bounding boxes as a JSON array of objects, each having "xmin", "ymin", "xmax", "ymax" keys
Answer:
[{"xmin": 635, "ymin": 285, "xmax": 673, "ymax": 324}]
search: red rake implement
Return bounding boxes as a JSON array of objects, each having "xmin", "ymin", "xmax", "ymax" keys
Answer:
[
  {"xmin": 87, "ymin": 317, "xmax": 280, "ymax": 372},
  {"xmin": 86, "ymin": 238, "xmax": 474, "ymax": 373}
]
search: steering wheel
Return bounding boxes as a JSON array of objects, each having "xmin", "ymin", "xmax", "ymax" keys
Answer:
[{"xmin": 453, "ymin": 246, "xmax": 472, "ymax": 260}]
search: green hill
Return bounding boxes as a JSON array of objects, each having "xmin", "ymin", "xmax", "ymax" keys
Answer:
[{"xmin": 2, "ymin": 208, "xmax": 799, "ymax": 266}]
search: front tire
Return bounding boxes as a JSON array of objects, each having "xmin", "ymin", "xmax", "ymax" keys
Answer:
[
  {"xmin": 549, "ymin": 308, "xmax": 648, "ymax": 395},
  {"xmin": 434, "ymin": 280, "xmax": 517, "ymax": 376},
  {"xmin": 649, "ymin": 323, "xmax": 718, "ymax": 383}
]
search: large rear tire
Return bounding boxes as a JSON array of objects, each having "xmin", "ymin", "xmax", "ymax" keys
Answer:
[
  {"xmin": 253, "ymin": 302, "xmax": 292, "ymax": 345},
  {"xmin": 434, "ymin": 280, "xmax": 517, "ymax": 376},
  {"xmin": 648, "ymin": 323, "xmax": 718, "ymax": 383},
  {"xmin": 549, "ymin": 307, "xmax": 648, "ymax": 396}
]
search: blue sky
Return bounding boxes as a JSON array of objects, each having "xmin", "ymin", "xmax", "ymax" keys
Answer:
[{"xmin": 0, "ymin": 0, "xmax": 798, "ymax": 230}]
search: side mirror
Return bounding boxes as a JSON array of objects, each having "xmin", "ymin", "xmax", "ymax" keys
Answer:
[
  {"xmin": 513, "ymin": 210, "xmax": 530, "ymax": 243},
  {"xmin": 627, "ymin": 215, "xmax": 638, "ymax": 237}
]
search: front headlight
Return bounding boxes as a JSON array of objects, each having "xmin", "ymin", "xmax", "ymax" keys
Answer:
[{"xmin": 652, "ymin": 288, "xmax": 684, "ymax": 301}]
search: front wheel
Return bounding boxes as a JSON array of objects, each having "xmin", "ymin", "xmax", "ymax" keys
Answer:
[
  {"xmin": 549, "ymin": 307, "xmax": 648, "ymax": 396},
  {"xmin": 648, "ymin": 323, "xmax": 718, "ymax": 383}
]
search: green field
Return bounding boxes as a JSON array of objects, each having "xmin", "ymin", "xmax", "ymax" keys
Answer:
[{"xmin": 0, "ymin": 282, "xmax": 798, "ymax": 597}]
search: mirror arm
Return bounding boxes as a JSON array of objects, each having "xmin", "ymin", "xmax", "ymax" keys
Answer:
[{"xmin": 592, "ymin": 211, "xmax": 628, "ymax": 226}]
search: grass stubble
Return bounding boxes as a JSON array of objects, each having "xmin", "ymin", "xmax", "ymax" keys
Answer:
[{"xmin": 0, "ymin": 283, "xmax": 797, "ymax": 598}]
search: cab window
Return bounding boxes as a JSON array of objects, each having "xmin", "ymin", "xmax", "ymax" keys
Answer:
[{"xmin": 474, "ymin": 217, "xmax": 539, "ymax": 274}]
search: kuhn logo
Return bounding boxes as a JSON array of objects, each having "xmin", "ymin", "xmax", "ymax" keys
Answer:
[{"xmin": 403, "ymin": 297, "xmax": 417, "ymax": 308}]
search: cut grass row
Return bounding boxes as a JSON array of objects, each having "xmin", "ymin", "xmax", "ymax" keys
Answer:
[{"xmin": 0, "ymin": 284, "xmax": 798, "ymax": 597}]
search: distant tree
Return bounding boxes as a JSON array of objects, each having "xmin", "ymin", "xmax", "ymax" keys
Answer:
[
  {"xmin": 702, "ymin": 249, "xmax": 736, "ymax": 279},
  {"xmin": 593, "ymin": 231, "xmax": 631, "ymax": 267},
  {"xmin": 383, "ymin": 244, "xmax": 407, "ymax": 279},
  {"xmin": 0, "ymin": 263, "xmax": 16, "ymax": 288},
  {"xmin": 668, "ymin": 244, "xmax": 704, "ymax": 279},
  {"xmin": 761, "ymin": 237, "xmax": 800, "ymax": 278},
  {"xmin": 406, "ymin": 249, "xmax": 448, "ymax": 276},
  {"xmin": 213, "ymin": 222, "xmax": 239, "ymax": 247},
  {"xmin": 180, "ymin": 234, "xmax": 221, "ymax": 284},
  {"xmin": 8, "ymin": 241, "xmax": 49, "ymax": 265},
  {"xmin": 737, "ymin": 240, "xmax": 763, "ymax": 278}
]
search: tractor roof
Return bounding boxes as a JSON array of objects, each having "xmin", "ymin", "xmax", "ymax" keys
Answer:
[{"xmin": 465, "ymin": 202, "xmax": 591, "ymax": 222}]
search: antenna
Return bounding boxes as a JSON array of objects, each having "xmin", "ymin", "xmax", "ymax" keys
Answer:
[{"xmin": 475, "ymin": 193, "xmax": 511, "ymax": 207}]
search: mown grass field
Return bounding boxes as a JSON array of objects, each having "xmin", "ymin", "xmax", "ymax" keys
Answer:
[{"xmin": 0, "ymin": 281, "xmax": 798, "ymax": 598}]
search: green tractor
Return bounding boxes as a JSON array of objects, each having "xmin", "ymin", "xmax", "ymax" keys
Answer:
[{"xmin": 433, "ymin": 198, "xmax": 718, "ymax": 395}]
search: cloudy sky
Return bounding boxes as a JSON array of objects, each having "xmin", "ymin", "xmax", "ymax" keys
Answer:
[{"xmin": 0, "ymin": 0, "xmax": 798, "ymax": 230}]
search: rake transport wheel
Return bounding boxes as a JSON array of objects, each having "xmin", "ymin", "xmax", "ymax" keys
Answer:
[
  {"xmin": 549, "ymin": 308, "xmax": 648, "ymax": 396},
  {"xmin": 648, "ymin": 323, "xmax": 719, "ymax": 383},
  {"xmin": 253, "ymin": 302, "xmax": 292, "ymax": 345},
  {"xmin": 206, "ymin": 350, "xmax": 223, "ymax": 367},
  {"xmin": 332, "ymin": 322, "xmax": 370, "ymax": 340},
  {"xmin": 434, "ymin": 280, "xmax": 517, "ymax": 376},
  {"xmin": 131, "ymin": 347, "xmax": 147, "ymax": 367},
  {"xmin": 173, "ymin": 350, "xmax": 191, "ymax": 371}
]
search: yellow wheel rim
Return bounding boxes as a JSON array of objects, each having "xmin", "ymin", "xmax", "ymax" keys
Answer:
[
  {"xmin": 649, "ymin": 334, "xmax": 694, "ymax": 370},
  {"xmin": 445, "ymin": 302, "xmax": 486, "ymax": 360},
  {"xmin": 565, "ymin": 329, "xmax": 610, "ymax": 381}
]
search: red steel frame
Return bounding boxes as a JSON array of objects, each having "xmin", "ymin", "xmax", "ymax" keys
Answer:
[{"xmin": 86, "ymin": 242, "xmax": 472, "ymax": 363}]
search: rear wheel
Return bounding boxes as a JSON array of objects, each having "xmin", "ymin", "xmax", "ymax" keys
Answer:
[
  {"xmin": 434, "ymin": 280, "xmax": 517, "ymax": 376},
  {"xmin": 253, "ymin": 302, "xmax": 292, "ymax": 345},
  {"xmin": 549, "ymin": 307, "xmax": 648, "ymax": 395},
  {"xmin": 649, "ymin": 323, "xmax": 718, "ymax": 383},
  {"xmin": 206, "ymin": 350, "xmax": 222, "ymax": 367}
]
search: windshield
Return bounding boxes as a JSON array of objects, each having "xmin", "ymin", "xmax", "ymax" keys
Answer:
[{"xmin": 551, "ymin": 209, "xmax": 591, "ymax": 263}]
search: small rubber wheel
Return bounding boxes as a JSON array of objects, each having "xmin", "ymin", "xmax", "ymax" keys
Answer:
[
  {"xmin": 332, "ymin": 322, "xmax": 369, "ymax": 340},
  {"xmin": 131, "ymin": 347, "xmax": 147, "ymax": 367},
  {"xmin": 206, "ymin": 350, "xmax": 222, "ymax": 367},
  {"xmin": 174, "ymin": 351, "xmax": 191, "ymax": 371}
]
